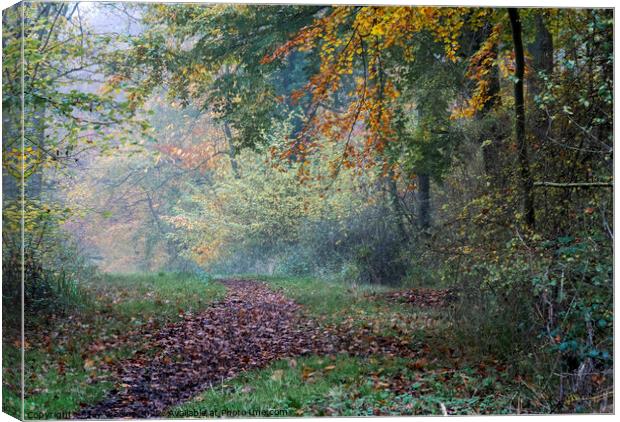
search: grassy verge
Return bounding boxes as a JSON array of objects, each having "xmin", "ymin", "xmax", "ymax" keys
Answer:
[
  {"xmin": 247, "ymin": 274, "xmax": 447, "ymax": 337},
  {"xmin": 3, "ymin": 272, "xmax": 225, "ymax": 419}
]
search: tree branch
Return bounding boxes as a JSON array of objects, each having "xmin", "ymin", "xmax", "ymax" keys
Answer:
[{"xmin": 533, "ymin": 181, "xmax": 613, "ymax": 188}]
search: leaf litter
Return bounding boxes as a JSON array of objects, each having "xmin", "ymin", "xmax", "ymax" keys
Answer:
[{"xmin": 76, "ymin": 280, "xmax": 423, "ymax": 418}]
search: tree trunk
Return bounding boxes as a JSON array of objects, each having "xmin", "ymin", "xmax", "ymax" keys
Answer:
[
  {"xmin": 387, "ymin": 171, "xmax": 408, "ymax": 242},
  {"xmin": 509, "ymin": 8, "xmax": 535, "ymax": 229},
  {"xmin": 529, "ymin": 12, "xmax": 553, "ymax": 144},
  {"xmin": 223, "ymin": 121, "xmax": 240, "ymax": 179},
  {"xmin": 530, "ymin": 12, "xmax": 554, "ymax": 89},
  {"xmin": 418, "ymin": 174, "xmax": 431, "ymax": 231},
  {"xmin": 479, "ymin": 26, "xmax": 503, "ymax": 185}
]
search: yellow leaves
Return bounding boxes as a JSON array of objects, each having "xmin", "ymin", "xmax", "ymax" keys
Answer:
[
  {"xmin": 157, "ymin": 141, "xmax": 224, "ymax": 174},
  {"xmin": 13, "ymin": 339, "xmax": 31, "ymax": 350},
  {"xmin": 370, "ymin": 24, "xmax": 386, "ymax": 37},
  {"xmin": 3, "ymin": 199, "xmax": 70, "ymax": 234},
  {"xmin": 3, "ymin": 146, "xmax": 43, "ymax": 180},
  {"xmin": 163, "ymin": 140, "xmax": 366, "ymax": 269},
  {"xmin": 261, "ymin": 6, "xmax": 478, "ymax": 172},
  {"xmin": 83, "ymin": 358, "xmax": 96, "ymax": 371},
  {"xmin": 301, "ymin": 366, "xmax": 316, "ymax": 381},
  {"xmin": 374, "ymin": 380, "xmax": 391, "ymax": 390},
  {"xmin": 270, "ymin": 369, "xmax": 284, "ymax": 382},
  {"xmin": 100, "ymin": 74, "xmax": 126, "ymax": 95},
  {"xmin": 451, "ymin": 22, "xmax": 503, "ymax": 120}
]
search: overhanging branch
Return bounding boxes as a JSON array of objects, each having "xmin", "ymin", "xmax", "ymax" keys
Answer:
[{"xmin": 533, "ymin": 181, "xmax": 613, "ymax": 188}]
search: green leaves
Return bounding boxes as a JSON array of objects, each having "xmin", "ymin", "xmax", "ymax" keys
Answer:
[{"xmin": 3, "ymin": 2, "xmax": 150, "ymax": 187}]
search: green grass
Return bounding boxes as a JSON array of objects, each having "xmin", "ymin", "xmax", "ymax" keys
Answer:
[
  {"xmin": 89, "ymin": 272, "xmax": 226, "ymax": 320},
  {"xmin": 167, "ymin": 275, "xmax": 534, "ymax": 416},
  {"xmin": 244, "ymin": 274, "xmax": 447, "ymax": 337},
  {"xmin": 5, "ymin": 272, "xmax": 226, "ymax": 420},
  {"xmin": 6, "ymin": 273, "xmax": 538, "ymax": 417},
  {"xmin": 170, "ymin": 354, "xmax": 528, "ymax": 417},
  {"xmin": 2, "ymin": 342, "xmax": 22, "ymax": 419},
  {"xmin": 249, "ymin": 274, "xmax": 393, "ymax": 316}
]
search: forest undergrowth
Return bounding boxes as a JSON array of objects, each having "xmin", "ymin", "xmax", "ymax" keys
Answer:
[{"xmin": 3, "ymin": 273, "xmax": 581, "ymax": 418}]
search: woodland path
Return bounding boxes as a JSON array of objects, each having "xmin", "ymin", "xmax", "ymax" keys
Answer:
[{"xmin": 76, "ymin": 279, "xmax": 419, "ymax": 418}]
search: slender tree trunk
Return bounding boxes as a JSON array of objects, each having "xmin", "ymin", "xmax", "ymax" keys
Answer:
[
  {"xmin": 529, "ymin": 12, "xmax": 553, "ymax": 142},
  {"xmin": 220, "ymin": 63, "xmax": 240, "ymax": 179},
  {"xmin": 418, "ymin": 174, "xmax": 431, "ymax": 231},
  {"xmin": 26, "ymin": 102, "xmax": 46, "ymax": 200},
  {"xmin": 509, "ymin": 8, "xmax": 535, "ymax": 229},
  {"xmin": 479, "ymin": 27, "xmax": 502, "ymax": 184},
  {"xmin": 530, "ymin": 13, "xmax": 554, "ymax": 91},
  {"xmin": 386, "ymin": 171, "xmax": 408, "ymax": 242},
  {"xmin": 222, "ymin": 121, "xmax": 240, "ymax": 179}
]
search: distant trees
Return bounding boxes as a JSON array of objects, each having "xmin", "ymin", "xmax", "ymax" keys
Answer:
[{"xmin": 2, "ymin": 2, "xmax": 147, "ymax": 313}]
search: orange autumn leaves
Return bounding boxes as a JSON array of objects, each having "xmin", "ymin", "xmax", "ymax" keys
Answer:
[
  {"xmin": 262, "ymin": 6, "xmax": 492, "ymax": 178},
  {"xmin": 452, "ymin": 23, "xmax": 503, "ymax": 119},
  {"xmin": 157, "ymin": 142, "xmax": 225, "ymax": 174}
]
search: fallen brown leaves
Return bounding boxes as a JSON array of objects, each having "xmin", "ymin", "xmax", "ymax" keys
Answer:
[
  {"xmin": 381, "ymin": 288, "xmax": 454, "ymax": 308},
  {"xmin": 76, "ymin": 280, "xmax": 422, "ymax": 418}
]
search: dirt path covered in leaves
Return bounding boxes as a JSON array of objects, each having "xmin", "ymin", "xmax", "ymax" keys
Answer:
[
  {"xmin": 77, "ymin": 280, "xmax": 337, "ymax": 418},
  {"xmin": 77, "ymin": 279, "xmax": 419, "ymax": 419}
]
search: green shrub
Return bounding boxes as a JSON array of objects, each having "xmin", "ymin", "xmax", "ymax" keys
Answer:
[{"xmin": 447, "ymin": 230, "xmax": 612, "ymax": 411}]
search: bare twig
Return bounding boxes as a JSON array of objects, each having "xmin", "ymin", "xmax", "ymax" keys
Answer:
[{"xmin": 533, "ymin": 181, "xmax": 613, "ymax": 188}]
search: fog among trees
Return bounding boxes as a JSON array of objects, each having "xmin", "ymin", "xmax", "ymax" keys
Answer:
[{"xmin": 2, "ymin": 2, "xmax": 613, "ymax": 418}]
